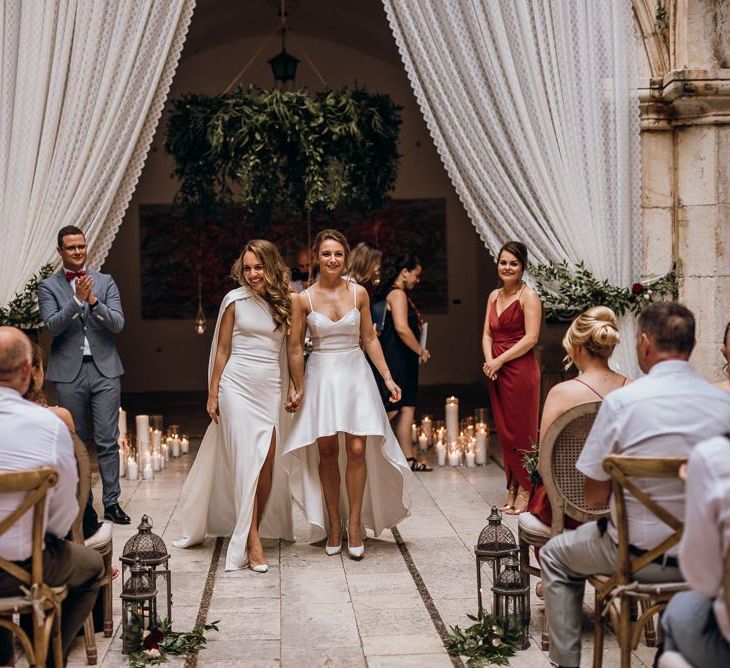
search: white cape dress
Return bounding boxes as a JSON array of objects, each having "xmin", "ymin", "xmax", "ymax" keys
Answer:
[
  {"xmin": 282, "ymin": 285, "xmax": 412, "ymax": 541},
  {"xmin": 173, "ymin": 287, "xmax": 294, "ymax": 570}
]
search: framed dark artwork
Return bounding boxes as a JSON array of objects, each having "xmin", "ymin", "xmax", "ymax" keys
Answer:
[{"xmin": 139, "ymin": 198, "xmax": 447, "ymax": 319}]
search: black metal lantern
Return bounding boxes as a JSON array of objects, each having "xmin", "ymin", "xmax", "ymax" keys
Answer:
[
  {"xmin": 268, "ymin": 47, "xmax": 299, "ymax": 84},
  {"xmin": 492, "ymin": 552, "xmax": 530, "ymax": 650},
  {"xmin": 474, "ymin": 506, "xmax": 517, "ymax": 614},
  {"xmin": 121, "ymin": 557, "xmax": 158, "ymax": 654},
  {"xmin": 120, "ymin": 515, "xmax": 172, "ymax": 622}
]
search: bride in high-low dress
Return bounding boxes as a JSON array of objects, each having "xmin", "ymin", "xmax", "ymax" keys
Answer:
[
  {"xmin": 284, "ymin": 229, "xmax": 412, "ymax": 559},
  {"xmin": 173, "ymin": 240, "xmax": 295, "ymax": 572}
]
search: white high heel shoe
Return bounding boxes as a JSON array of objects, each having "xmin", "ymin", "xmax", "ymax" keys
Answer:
[
  {"xmin": 249, "ymin": 563, "xmax": 269, "ymax": 573},
  {"xmin": 346, "ymin": 529, "xmax": 365, "ymax": 560},
  {"xmin": 325, "ymin": 524, "xmax": 344, "ymax": 555}
]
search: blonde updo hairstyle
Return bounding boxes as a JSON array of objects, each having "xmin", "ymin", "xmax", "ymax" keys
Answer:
[
  {"xmin": 562, "ymin": 306, "xmax": 620, "ymax": 370},
  {"xmin": 230, "ymin": 239, "xmax": 292, "ymax": 331},
  {"xmin": 312, "ymin": 229, "xmax": 350, "ymax": 269}
]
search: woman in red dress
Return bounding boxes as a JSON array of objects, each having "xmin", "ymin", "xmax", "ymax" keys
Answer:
[{"xmin": 482, "ymin": 241, "xmax": 542, "ymax": 515}]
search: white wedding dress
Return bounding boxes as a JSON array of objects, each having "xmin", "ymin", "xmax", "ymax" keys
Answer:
[
  {"xmin": 282, "ymin": 283, "xmax": 412, "ymax": 541},
  {"xmin": 173, "ymin": 287, "xmax": 294, "ymax": 571}
]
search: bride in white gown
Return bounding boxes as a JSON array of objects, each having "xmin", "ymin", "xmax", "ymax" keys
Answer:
[
  {"xmin": 283, "ymin": 229, "xmax": 412, "ymax": 559},
  {"xmin": 173, "ymin": 240, "xmax": 294, "ymax": 572}
]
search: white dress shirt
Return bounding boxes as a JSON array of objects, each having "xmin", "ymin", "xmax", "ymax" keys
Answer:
[
  {"xmin": 67, "ymin": 267, "xmax": 91, "ymax": 356},
  {"xmin": 0, "ymin": 387, "xmax": 79, "ymax": 561},
  {"xmin": 577, "ymin": 360, "xmax": 730, "ymax": 552},
  {"xmin": 680, "ymin": 435, "xmax": 730, "ymax": 642}
]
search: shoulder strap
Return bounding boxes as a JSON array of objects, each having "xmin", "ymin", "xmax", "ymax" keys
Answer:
[
  {"xmin": 304, "ymin": 289, "xmax": 314, "ymax": 312},
  {"xmin": 351, "ymin": 282, "xmax": 358, "ymax": 308},
  {"xmin": 621, "ymin": 376, "xmax": 628, "ymax": 386},
  {"xmin": 574, "ymin": 377, "xmax": 604, "ymax": 400}
]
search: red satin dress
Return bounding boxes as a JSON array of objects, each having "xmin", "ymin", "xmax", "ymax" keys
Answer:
[{"xmin": 488, "ymin": 299, "xmax": 540, "ymax": 491}]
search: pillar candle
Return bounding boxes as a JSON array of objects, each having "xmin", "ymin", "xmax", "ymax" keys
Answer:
[
  {"xmin": 143, "ymin": 462, "xmax": 154, "ymax": 481},
  {"xmin": 152, "ymin": 452, "xmax": 161, "ymax": 472},
  {"xmin": 476, "ymin": 427, "xmax": 488, "ymax": 465},
  {"xmin": 436, "ymin": 442, "xmax": 446, "ymax": 466},
  {"xmin": 171, "ymin": 438, "xmax": 180, "ymax": 458},
  {"xmin": 119, "ymin": 449, "xmax": 126, "ymax": 477},
  {"xmin": 466, "ymin": 451, "xmax": 476, "ymax": 468},
  {"xmin": 181, "ymin": 437, "xmax": 190, "ymax": 455},
  {"xmin": 445, "ymin": 397, "xmax": 459, "ymax": 444},
  {"xmin": 448, "ymin": 447, "xmax": 461, "ymax": 467},
  {"xmin": 127, "ymin": 458, "xmax": 138, "ymax": 481},
  {"xmin": 135, "ymin": 415, "xmax": 149, "ymax": 439},
  {"xmin": 418, "ymin": 433, "xmax": 429, "ymax": 452},
  {"xmin": 420, "ymin": 416, "xmax": 432, "ymax": 442},
  {"xmin": 162, "ymin": 443, "xmax": 169, "ymax": 462},
  {"xmin": 152, "ymin": 429, "xmax": 162, "ymax": 449},
  {"xmin": 119, "ymin": 408, "xmax": 127, "ymax": 438},
  {"xmin": 410, "ymin": 423, "xmax": 418, "ymax": 444}
]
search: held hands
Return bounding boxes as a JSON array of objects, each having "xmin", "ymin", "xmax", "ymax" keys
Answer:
[
  {"xmin": 206, "ymin": 395, "xmax": 219, "ymax": 423},
  {"xmin": 385, "ymin": 378, "xmax": 402, "ymax": 404},
  {"xmin": 482, "ymin": 357, "xmax": 503, "ymax": 381},
  {"xmin": 285, "ymin": 384, "xmax": 303, "ymax": 413}
]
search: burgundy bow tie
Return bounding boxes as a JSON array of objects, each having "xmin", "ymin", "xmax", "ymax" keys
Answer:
[{"xmin": 65, "ymin": 270, "xmax": 86, "ymax": 282}]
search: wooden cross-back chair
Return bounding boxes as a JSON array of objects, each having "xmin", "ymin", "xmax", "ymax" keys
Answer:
[
  {"xmin": 0, "ymin": 467, "xmax": 65, "ymax": 667},
  {"xmin": 590, "ymin": 455, "xmax": 688, "ymax": 668},
  {"xmin": 518, "ymin": 400, "xmax": 607, "ymax": 649}
]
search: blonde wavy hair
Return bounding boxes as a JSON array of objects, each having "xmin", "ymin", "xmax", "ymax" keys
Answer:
[
  {"xmin": 562, "ymin": 306, "xmax": 620, "ymax": 370},
  {"xmin": 231, "ymin": 240, "xmax": 292, "ymax": 331},
  {"xmin": 346, "ymin": 242, "xmax": 382, "ymax": 285},
  {"xmin": 312, "ymin": 229, "xmax": 350, "ymax": 270}
]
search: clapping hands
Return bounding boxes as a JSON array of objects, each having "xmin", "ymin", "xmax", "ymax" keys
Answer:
[{"xmin": 75, "ymin": 275, "xmax": 97, "ymax": 305}]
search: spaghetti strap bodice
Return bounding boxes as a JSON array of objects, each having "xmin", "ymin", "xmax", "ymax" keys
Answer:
[
  {"xmin": 305, "ymin": 284, "xmax": 361, "ymax": 353},
  {"xmin": 573, "ymin": 377, "xmax": 605, "ymax": 400}
]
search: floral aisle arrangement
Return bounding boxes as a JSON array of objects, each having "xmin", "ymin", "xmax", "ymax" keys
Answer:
[
  {"xmin": 125, "ymin": 616, "xmax": 219, "ymax": 667},
  {"xmin": 0, "ymin": 263, "xmax": 54, "ymax": 329},
  {"xmin": 529, "ymin": 261, "xmax": 677, "ymax": 322},
  {"xmin": 446, "ymin": 611, "xmax": 522, "ymax": 666}
]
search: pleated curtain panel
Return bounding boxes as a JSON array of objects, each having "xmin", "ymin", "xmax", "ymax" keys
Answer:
[
  {"xmin": 0, "ymin": 0, "xmax": 195, "ymax": 305},
  {"xmin": 382, "ymin": 0, "xmax": 642, "ymax": 372}
]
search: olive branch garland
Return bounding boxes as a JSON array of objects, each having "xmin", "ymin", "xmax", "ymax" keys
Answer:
[
  {"xmin": 0, "ymin": 263, "xmax": 55, "ymax": 330},
  {"xmin": 529, "ymin": 261, "xmax": 677, "ymax": 323}
]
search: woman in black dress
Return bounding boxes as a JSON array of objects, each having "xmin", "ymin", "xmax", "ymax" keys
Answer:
[{"xmin": 372, "ymin": 254, "xmax": 431, "ymax": 470}]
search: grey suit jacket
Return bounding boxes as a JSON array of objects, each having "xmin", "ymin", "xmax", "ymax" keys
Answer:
[{"xmin": 37, "ymin": 270, "xmax": 125, "ymax": 382}]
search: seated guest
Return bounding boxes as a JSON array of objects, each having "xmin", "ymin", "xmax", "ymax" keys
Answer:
[
  {"xmin": 717, "ymin": 320, "xmax": 729, "ymax": 394},
  {"xmin": 528, "ymin": 306, "xmax": 628, "ymax": 530},
  {"xmin": 540, "ymin": 302, "xmax": 730, "ymax": 668},
  {"xmin": 0, "ymin": 327, "xmax": 105, "ymax": 663},
  {"xmin": 290, "ymin": 247, "xmax": 311, "ymax": 293},
  {"xmin": 25, "ymin": 343, "xmax": 104, "ymax": 540},
  {"xmin": 661, "ymin": 434, "xmax": 730, "ymax": 668}
]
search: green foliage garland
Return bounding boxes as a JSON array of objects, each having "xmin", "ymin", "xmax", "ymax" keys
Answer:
[
  {"xmin": 0, "ymin": 264, "xmax": 55, "ymax": 329},
  {"xmin": 530, "ymin": 261, "xmax": 677, "ymax": 323},
  {"xmin": 126, "ymin": 616, "xmax": 219, "ymax": 667},
  {"xmin": 165, "ymin": 86, "xmax": 402, "ymax": 222},
  {"xmin": 446, "ymin": 612, "xmax": 523, "ymax": 666}
]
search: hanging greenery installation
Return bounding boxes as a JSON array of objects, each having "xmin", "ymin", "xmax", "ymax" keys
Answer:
[{"xmin": 165, "ymin": 86, "xmax": 402, "ymax": 222}]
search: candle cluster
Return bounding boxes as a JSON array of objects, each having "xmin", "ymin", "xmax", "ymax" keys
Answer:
[
  {"xmin": 412, "ymin": 398, "xmax": 490, "ymax": 468},
  {"xmin": 117, "ymin": 410, "xmax": 190, "ymax": 483}
]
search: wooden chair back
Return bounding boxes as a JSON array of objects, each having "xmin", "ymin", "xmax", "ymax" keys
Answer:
[
  {"xmin": 71, "ymin": 434, "xmax": 91, "ymax": 543},
  {"xmin": 725, "ymin": 546, "xmax": 730, "ymax": 615},
  {"xmin": 0, "ymin": 468, "xmax": 58, "ymax": 587},
  {"xmin": 538, "ymin": 400, "xmax": 606, "ymax": 532},
  {"xmin": 602, "ymin": 455, "xmax": 686, "ymax": 585}
]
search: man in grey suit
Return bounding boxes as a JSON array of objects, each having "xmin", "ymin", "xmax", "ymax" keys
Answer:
[{"xmin": 37, "ymin": 226, "xmax": 130, "ymax": 524}]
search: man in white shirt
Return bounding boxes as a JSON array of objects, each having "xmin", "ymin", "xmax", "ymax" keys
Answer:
[
  {"xmin": 0, "ymin": 327, "xmax": 105, "ymax": 662},
  {"xmin": 661, "ymin": 434, "xmax": 730, "ymax": 667},
  {"xmin": 540, "ymin": 302, "xmax": 730, "ymax": 668}
]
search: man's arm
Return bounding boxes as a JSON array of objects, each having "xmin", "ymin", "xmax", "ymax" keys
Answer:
[
  {"xmin": 90, "ymin": 277, "xmax": 124, "ymax": 334},
  {"xmin": 46, "ymin": 425, "xmax": 79, "ymax": 539},
  {"xmin": 37, "ymin": 280, "xmax": 83, "ymax": 336},
  {"xmin": 585, "ymin": 478, "xmax": 612, "ymax": 508}
]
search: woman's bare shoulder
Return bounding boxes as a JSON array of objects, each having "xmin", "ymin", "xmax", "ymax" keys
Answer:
[{"xmin": 48, "ymin": 406, "xmax": 75, "ymax": 433}]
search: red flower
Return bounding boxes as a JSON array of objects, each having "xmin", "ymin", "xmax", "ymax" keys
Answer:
[
  {"xmin": 143, "ymin": 627, "xmax": 165, "ymax": 650},
  {"xmin": 631, "ymin": 282, "xmax": 644, "ymax": 295}
]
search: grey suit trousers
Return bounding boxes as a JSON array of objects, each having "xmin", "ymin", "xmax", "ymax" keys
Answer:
[
  {"xmin": 541, "ymin": 521, "xmax": 681, "ymax": 667},
  {"xmin": 54, "ymin": 358, "xmax": 121, "ymax": 507}
]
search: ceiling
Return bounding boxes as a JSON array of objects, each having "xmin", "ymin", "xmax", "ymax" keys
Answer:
[{"xmin": 182, "ymin": 0, "xmax": 402, "ymax": 66}]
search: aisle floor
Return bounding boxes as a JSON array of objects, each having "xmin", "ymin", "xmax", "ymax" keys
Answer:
[{"xmin": 61, "ymin": 442, "xmax": 658, "ymax": 667}]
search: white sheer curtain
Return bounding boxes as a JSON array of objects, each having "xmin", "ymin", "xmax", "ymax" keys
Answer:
[
  {"xmin": 382, "ymin": 0, "xmax": 641, "ymax": 372},
  {"xmin": 0, "ymin": 0, "xmax": 195, "ymax": 305}
]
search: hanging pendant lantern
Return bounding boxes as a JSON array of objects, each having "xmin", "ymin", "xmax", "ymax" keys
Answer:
[{"xmin": 268, "ymin": 0, "xmax": 299, "ymax": 85}]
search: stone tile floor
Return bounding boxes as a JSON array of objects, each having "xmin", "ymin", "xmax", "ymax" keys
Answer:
[{"xmin": 56, "ymin": 442, "xmax": 658, "ymax": 667}]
